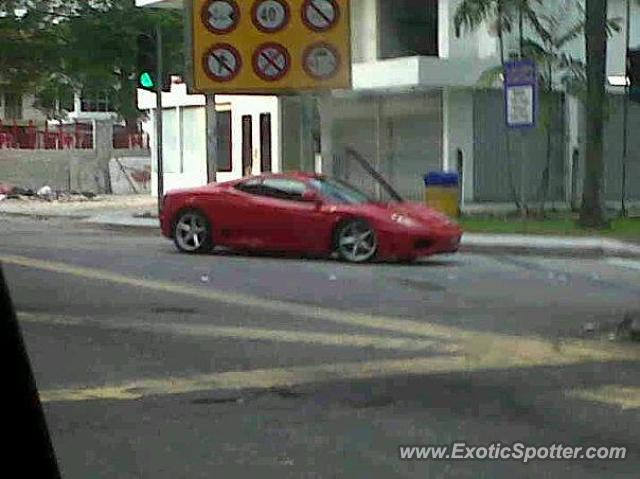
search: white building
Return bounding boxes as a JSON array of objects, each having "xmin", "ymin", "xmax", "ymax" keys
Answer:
[{"xmin": 137, "ymin": 0, "xmax": 640, "ymax": 206}]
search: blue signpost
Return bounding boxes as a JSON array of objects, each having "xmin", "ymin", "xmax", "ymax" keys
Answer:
[
  {"xmin": 503, "ymin": 59, "xmax": 538, "ymax": 216},
  {"xmin": 504, "ymin": 59, "xmax": 538, "ymax": 129}
]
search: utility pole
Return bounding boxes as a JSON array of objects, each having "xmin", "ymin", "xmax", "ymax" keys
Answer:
[
  {"xmin": 155, "ymin": 23, "xmax": 164, "ymax": 214},
  {"xmin": 620, "ymin": 0, "xmax": 631, "ymax": 217},
  {"xmin": 206, "ymin": 94, "xmax": 218, "ymax": 183}
]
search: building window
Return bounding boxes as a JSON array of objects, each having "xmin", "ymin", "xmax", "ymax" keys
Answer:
[
  {"xmin": 242, "ymin": 115, "xmax": 253, "ymax": 176},
  {"xmin": 378, "ymin": 0, "xmax": 438, "ymax": 59},
  {"xmin": 260, "ymin": 113, "xmax": 272, "ymax": 173},
  {"xmin": 80, "ymin": 90, "xmax": 115, "ymax": 112},
  {"xmin": 4, "ymin": 92, "xmax": 23, "ymax": 120},
  {"xmin": 217, "ymin": 110, "xmax": 232, "ymax": 172}
]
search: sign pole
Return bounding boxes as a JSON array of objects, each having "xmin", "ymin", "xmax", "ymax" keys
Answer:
[
  {"xmin": 155, "ymin": 24, "xmax": 164, "ymax": 214},
  {"xmin": 206, "ymin": 93, "xmax": 218, "ymax": 183},
  {"xmin": 504, "ymin": 59, "xmax": 538, "ymax": 219},
  {"xmin": 519, "ymin": 130, "xmax": 527, "ymax": 219}
]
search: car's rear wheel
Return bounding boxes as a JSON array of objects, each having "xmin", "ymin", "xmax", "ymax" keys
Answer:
[
  {"xmin": 335, "ymin": 219, "xmax": 378, "ymax": 263},
  {"xmin": 173, "ymin": 210, "xmax": 213, "ymax": 254}
]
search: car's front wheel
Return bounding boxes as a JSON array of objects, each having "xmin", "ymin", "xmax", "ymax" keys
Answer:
[
  {"xmin": 335, "ymin": 219, "xmax": 378, "ymax": 263},
  {"xmin": 173, "ymin": 210, "xmax": 213, "ymax": 254}
]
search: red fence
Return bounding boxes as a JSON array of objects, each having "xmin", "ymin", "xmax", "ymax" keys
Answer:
[
  {"xmin": 112, "ymin": 129, "xmax": 149, "ymax": 150},
  {"xmin": 0, "ymin": 121, "xmax": 94, "ymax": 150}
]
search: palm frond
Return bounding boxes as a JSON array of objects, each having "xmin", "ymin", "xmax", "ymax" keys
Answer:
[
  {"xmin": 453, "ymin": 0, "xmax": 495, "ymax": 34},
  {"xmin": 606, "ymin": 17, "xmax": 623, "ymax": 36},
  {"xmin": 477, "ymin": 64, "xmax": 505, "ymax": 87},
  {"xmin": 523, "ymin": 6, "xmax": 553, "ymax": 45},
  {"xmin": 555, "ymin": 22, "xmax": 584, "ymax": 48}
]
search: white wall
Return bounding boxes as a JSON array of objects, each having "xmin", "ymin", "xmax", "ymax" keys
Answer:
[
  {"xmin": 351, "ymin": 0, "xmax": 378, "ymax": 62},
  {"xmin": 439, "ymin": 0, "xmax": 499, "ymax": 60},
  {"xmin": 442, "ymin": 88, "xmax": 474, "ymax": 203}
]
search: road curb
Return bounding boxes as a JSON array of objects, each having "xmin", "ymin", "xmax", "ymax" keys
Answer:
[
  {"xmin": 4, "ymin": 212, "xmax": 639, "ymax": 258},
  {"xmin": 461, "ymin": 234, "xmax": 640, "ymax": 259}
]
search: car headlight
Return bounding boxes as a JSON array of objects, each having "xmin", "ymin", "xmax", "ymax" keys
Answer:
[{"xmin": 391, "ymin": 213, "xmax": 421, "ymax": 228}]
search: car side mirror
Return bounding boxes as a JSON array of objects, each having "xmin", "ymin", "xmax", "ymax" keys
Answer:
[{"xmin": 302, "ymin": 190, "xmax": 322, "ymax": 208}]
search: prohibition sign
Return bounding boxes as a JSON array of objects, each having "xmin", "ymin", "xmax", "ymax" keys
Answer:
[
  {"xmin": 303, "ymin": 43, "xmax": 340, "ymax": 80},
  {"xmin": 203, "ymin": 44, "xmax": 242, "ymax": 82},
  {"xmin": 201, "ymin": 0, "xmax": 240, "ymax": 35},
  {"xmin": 253, "ymin": 43, "xmax": 291, "ymax": 81},
  {"xmin": 252, "ymin": 0, "xmax": 290, "ymax": 33},
  {"xmin": 301, "ymin": 0, "xmax": 340, "ymax": 32}
]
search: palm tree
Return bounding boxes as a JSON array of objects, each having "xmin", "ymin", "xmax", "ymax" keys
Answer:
[
  {"xmin": 455, "ymin": 0, "xmax": 546, "ymax": 213},
  {"xmin": 522, "ymin": 4, "xmax": 620, "ymax": 215},
  {"xmin": 579, "ymin": 0, "xmax": 610, "ymax": 228}
]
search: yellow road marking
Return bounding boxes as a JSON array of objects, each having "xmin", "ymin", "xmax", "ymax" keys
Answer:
[
  {"xmin": 39, "ymin": 349, "xmax": 615, "ymax": 403},
  {"xmin": 3, "ymin": 253, "xmax": 640, "ymax": 402},
  {"xmin": 19, "ymin": 312, "xmax": 458, "ymax": 353},
  {"xmin": 567, "ymin": 385, "xmax": 640, "ymax": 410}
]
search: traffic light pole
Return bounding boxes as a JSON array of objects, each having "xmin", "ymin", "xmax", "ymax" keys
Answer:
[{"xmin": 155, "ymin": 24, "xmax": 164, "ymax": 214}]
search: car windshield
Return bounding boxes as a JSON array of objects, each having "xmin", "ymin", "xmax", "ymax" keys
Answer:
[{"xmin": 309, "ymin": 177, "xmax": 374, "ymax": 205}]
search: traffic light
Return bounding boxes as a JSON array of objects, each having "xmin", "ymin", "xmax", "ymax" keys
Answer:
[
  {"xmin": 137, "ymin": 33, "xmax": 157, "ymax": 92},
  {"xmin": 136, "ymin": 33, "xmax": 171, "ymax": 92},
  {"xmin": 627, "ymin": 49, "xmax": 640, "ymax": 103}
]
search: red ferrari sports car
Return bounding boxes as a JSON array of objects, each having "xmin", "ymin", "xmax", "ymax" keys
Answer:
[{"xmin": 160, "ymin": 173, "xmax": 462, "ymax": 263}]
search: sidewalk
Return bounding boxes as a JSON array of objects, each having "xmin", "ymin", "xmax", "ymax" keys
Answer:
[
  {"xmin": 2, "ymin": 198, "xmax": 640, "ymax": 258},
  {"xmin": 461, "ymin": 234, "xmax": 640, "ymax": 258}
]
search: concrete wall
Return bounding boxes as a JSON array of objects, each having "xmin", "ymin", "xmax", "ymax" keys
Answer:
[
  {"xmin": 109, "ymin": 157, "xmax": 152, "ymax": 194},
  {"xmin": 0, "ymin": 117, "xmax": 149, "ymax": 193},
  {"xmin": 327, "ymin": 91, "xmax": 443, "ymax": 201},
  {"xmin": 472, "ymin": 90, "xmax": 567, "ymax": 203},
  {"xmin": 0, "ymin": 148, "xmax": 148, "ymax": 192}
]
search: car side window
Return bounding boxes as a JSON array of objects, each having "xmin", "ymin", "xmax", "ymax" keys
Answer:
[
  {"xmin": 260, "ymin": 179, "xmax": 307, "ymax": 202},
  {"xmin": 234, "ymin": 178, "xmax": 263, "ymax": 196}
]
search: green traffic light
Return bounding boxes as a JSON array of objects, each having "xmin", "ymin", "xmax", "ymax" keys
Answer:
[{"xmin": 139, "ymin": 72, "xmax": 155, "ymax": 89}]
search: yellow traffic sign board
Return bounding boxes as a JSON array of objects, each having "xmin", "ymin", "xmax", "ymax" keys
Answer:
[{"xmin": 191, "ymin": 0, "xmax": 351, "ymax": 93}]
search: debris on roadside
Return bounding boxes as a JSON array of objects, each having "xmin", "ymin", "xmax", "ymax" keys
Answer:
[
  {"xmin": 134, "ymin": 211, "xmax": 158, "ymax": 219},
  {"xmin": 0, "ymin": 185, "xmax": 99, "ymax": 203},
  {"xmin": 12, "ymin": 187, "xmax": 34, "ymax": 196},
  {"xmin": 617, "ymin": 313, "xmax": 640, "ymax": 341},
  {"xmin": 36, "ymin": 185, "xmax": 53, "ymax": 198}
]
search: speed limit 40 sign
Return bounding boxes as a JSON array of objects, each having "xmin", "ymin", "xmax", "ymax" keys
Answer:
[{"xmin": 190, "ymin": 0, "xmax": 351, "ymax": 93}]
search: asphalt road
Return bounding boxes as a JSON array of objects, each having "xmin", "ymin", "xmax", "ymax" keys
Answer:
[{"xmin": 2, "ymin": 216, "xmax": 640, "ymax": 478}]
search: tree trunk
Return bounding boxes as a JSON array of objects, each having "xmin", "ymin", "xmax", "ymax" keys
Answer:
[
  {"xmin": 539, "ymin": 66, "xmax": 554, "ymax": 216},
  {"xmin": 498, "ymin": 4, "xmax": 521, "ymax": 210},
  {"xmin": 579, "ymin": 0, "xmax": 609, "ymax": 228}
]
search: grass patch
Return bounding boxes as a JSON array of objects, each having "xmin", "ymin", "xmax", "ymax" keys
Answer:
[{"xmin": 458, "ymin": 215, "xmax": 640, "ymax": 241}]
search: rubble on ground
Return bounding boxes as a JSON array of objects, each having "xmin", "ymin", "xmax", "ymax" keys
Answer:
[{"xmin": 0, "ymin": 183, "xmax": 99, "ymax": 203}]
